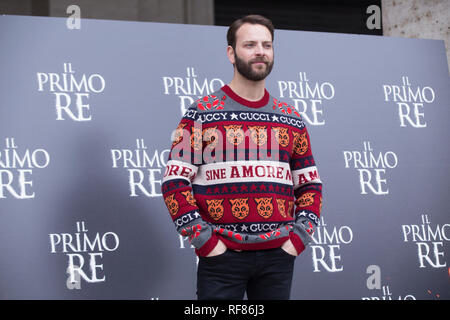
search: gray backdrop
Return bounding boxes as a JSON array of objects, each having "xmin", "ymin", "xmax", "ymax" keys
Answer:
[{"xmin": 0, "ymin": 15, "xmax": 449, "ymax": 300}]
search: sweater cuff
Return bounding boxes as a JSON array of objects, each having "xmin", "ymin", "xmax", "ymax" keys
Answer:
[
  {"xmin": 289, "ymin": 232, "xmax": 306, "ymax": 256},
  {"xmin": 195, "ymin": 233, "xmax": 219, "ymax": 257}
]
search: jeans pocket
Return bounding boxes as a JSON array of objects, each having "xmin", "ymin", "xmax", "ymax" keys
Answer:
[
  {"xmin": 199, "ymin": 249, "xmax": 229, "ymax": 261},
  {"xmin": 278, "ymin": 247, "xmax": 297, "ymax": 258}
]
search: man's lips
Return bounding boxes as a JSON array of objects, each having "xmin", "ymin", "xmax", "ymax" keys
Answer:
[{"xmin": 251, "ymin": 61, "xmax": 267, "ymax": 65}]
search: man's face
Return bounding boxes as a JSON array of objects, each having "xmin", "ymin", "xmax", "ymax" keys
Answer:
[{"xmin": 231, "ymin": 23, "xmax": 274, "ymax": 81}]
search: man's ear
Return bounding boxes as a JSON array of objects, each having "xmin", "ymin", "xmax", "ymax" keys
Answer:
[{"xmin": 227, "ymin": 45, "xmax": 235, "ymax": 65}]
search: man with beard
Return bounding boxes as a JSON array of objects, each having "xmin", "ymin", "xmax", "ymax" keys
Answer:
[{"xmin": 161, "ymin": 15, "xmax": 323, "ymax": 300}]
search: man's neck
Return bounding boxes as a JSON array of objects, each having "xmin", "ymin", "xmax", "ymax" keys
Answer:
[{"xmin": 228, "ymin": 73, "xmax": 266, "ymax": 101}]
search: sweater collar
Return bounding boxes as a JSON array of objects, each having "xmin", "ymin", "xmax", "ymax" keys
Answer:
[{"xmin": 221, "ymin": 85, "xmax": 269, "ymax": 108}]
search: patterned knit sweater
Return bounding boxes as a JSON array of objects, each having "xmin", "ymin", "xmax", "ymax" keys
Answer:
[{"xmin": 162, "ymin": 85, "xmax": 323, "ymax": 257}]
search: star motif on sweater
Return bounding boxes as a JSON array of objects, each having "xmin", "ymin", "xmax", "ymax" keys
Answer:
[
  {"xmin": 298, "ymin": 211, "xmax": 308, "ymax": 218},
  {"xmin": 230, "ymin": 113, "xmax": 239, "ymax": 120}
]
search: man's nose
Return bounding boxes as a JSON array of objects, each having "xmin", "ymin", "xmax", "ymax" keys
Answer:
[{"xmin": 254, "ymin": 43, "xmax": 265, "ymax": 56}]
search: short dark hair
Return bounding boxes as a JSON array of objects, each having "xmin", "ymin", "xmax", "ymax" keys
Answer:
[{"xmin": 227, "ymin": 14, "xmax": 274, "ymax": 49}]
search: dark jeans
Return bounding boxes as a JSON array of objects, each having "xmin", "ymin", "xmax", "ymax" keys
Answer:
[{"xmin": 197, "ymin": 247, "xmax": 296, "ymax": 300}]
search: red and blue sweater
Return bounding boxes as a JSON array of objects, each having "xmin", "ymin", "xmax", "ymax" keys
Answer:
[{"xmin": 162, "ymin": 85, "xmax": 323, "ymax": 257}]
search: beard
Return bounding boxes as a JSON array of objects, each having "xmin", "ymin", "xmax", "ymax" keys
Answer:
[{"xmin": 234, "ymin": 51, "xmax": 274, "ymax": 81}]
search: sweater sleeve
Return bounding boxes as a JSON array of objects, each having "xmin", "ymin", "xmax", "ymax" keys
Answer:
[
  {"xmin": 289, "ymin": 124, "xmax": 323, "ymax": 256},
  {"xmin": 161, "ymin": 104, "xmax": 218, "ymax": 257}
]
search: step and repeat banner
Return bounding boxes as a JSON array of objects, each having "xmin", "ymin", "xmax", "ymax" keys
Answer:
[{"xmin": 0, "ymin": 15, "xmax": 449, "ymax": 300}]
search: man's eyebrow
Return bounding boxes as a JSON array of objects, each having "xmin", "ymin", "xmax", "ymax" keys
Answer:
[{"xmin": 242, "ymin": 40, "xmax": 272, "ymax": 43}]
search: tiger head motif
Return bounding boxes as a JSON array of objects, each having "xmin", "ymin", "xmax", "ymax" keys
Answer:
[
  {"xmin": 248, "ymin": 125, "xmax": 267, "ymax": 146},
  {"xmin": 190, "ymin": 126, "xmax": 202, "ymax": 151},
  {"xmin": 292, "ymin": 131, "xmax": 308, "ymax": 155},
  {"xmin": 229, "ymin": 198, "xmax": 250, "ymax": 220},
  {"xmin": 272, "ymin": 127, "xmax": 290, "ymax": 147},
  {"xmin": 172, "ymin": 123, "xmax": 187, "ymax": 146},
  {"xmin": 276, "ymin": 198, "xmax": 286, "ymax": 218},
  {"xmin": 181, "ymin": 190, "xmax": 197, "ymax": 207},
  {"xmin": 206, "ymin": 199, "xmax": 224, "ymax": 221},
  {"xmin": 224, "ymin": 125, "xmax": 244, "ymax": 146},
  {"xmin": 298, "ymin": 192, "xmax": 315, "ymax": 207},
  {"xmin": 202, "ymin": 126, "xmax": 219, "ymax": 149},
  {"xmin": 255, "ymin": 197, "xmax": 273, "ymax": 219},
  {"xmin": 164, "ymin": 194, "xmax": 179, "ymax": 216}
]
